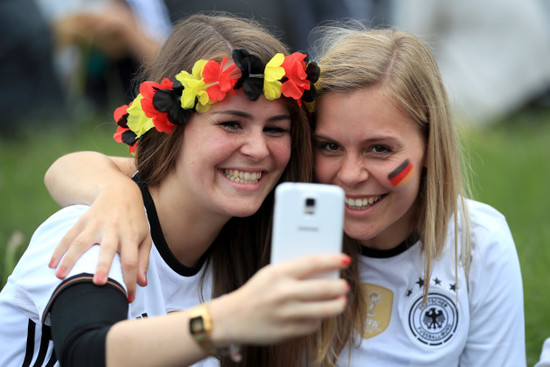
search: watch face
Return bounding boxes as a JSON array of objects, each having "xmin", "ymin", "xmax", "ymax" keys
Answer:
[{"xmin": 190, "ymin": 316, "xmax": 205, "ymax": 334}]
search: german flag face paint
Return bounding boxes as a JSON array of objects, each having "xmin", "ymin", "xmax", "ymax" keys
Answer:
[{"xmin": 388, "ymin": 159, "xmax": 415, "ymax": 187}]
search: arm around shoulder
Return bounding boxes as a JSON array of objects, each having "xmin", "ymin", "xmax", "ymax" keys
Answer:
[{"xmin": 44, "ymin": 151, "xmax": 136, "ymax": 207}]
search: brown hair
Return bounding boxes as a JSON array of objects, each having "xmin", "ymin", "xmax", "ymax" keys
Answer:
[
  {"xmin": 128, "ymin": 13, "xmax": 321, "ymax": 366},
  {"xmin": 314, "ymin": 24, "xmax": 472, "ymax": 340}
]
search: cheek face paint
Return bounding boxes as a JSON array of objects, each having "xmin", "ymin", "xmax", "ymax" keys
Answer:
[{"xmin": 388, "ymin": 159, "xmax": 415, "ymax": 187}]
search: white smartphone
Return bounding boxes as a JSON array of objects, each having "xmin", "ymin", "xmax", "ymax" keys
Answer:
[{"xmin": 270, "ymin": 182, "xmax": 345, "ymax": 279}]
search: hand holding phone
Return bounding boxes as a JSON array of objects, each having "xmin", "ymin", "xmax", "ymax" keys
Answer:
[{"xmin": 270, "ymin": 183, "xmax": 345, "ymax": 279}]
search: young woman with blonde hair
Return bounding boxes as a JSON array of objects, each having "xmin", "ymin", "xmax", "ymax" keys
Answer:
[{"xmin": 312, "ymin": 25, "xmax": 524, "ymax": 365}]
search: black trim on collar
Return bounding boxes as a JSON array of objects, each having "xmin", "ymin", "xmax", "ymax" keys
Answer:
[
  {"xmin": 132, "ymin": 173, "xmax": 208, "ymax": 276},
  {"xmin": 360, "ymin": 232, "xmax": 420, "ymax": 258}
]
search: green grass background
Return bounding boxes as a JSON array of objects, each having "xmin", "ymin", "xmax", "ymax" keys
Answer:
[{"xmin": 1, "ymin": 110, "xmax": 548, "ymax": 365}]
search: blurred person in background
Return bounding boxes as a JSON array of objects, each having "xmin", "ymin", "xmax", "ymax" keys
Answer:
[
  {"xmin": 0, "ymin": 0, "xmax": 67, "ymax": 137},
  {"xmin": 162, "ymin": 0, "xmax": 390, "ymax": 53},
  {"xmin": 35, "ymin": 0, "xmax": 172, "ymax": 114},
  {"xmin": 390, "ymin": 0, "xmax": 550, "ymax": 126}
]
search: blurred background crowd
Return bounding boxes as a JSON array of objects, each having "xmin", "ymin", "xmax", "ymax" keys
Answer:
[{"xmin": 1, "ymin": 0, "xmax": 550, "ymax": 137}]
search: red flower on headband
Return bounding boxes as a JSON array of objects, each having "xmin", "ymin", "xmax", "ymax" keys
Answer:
[
  {"xmin": 202, "ymin": 57, "xmax": 239, "ymax": 102},
  {"xmin": 281, "ymin": 52, "xmax": 310, "ymax": 106},
  {"xmin": 113, "ymin": 104, "xmax": 138, "ymax": 153},
  {"xmin": 140, "ymin": 78, "xmax": 176, "ymax": 134}
]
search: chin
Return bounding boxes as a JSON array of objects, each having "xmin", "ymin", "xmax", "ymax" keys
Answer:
[{"xmin": 228, "ymin": 204, "xmax": 263, "ymax": 218}]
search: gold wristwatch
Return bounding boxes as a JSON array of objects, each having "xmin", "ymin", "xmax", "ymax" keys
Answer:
[
  {"xmin": 189, "ymin": 304, "xmax": 217, "ymax": 356},
  {"xmin": 188, "ymin": 303, "xmax": 242, "ymax": 362}
]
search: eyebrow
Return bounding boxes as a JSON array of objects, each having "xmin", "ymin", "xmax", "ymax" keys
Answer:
[
  {"xmin": 213, "ymin": 110, "xmax": 291, "ymax": 121},
  {"xmin": 313, "ymin": 133, "xmax": 398, "ymax": 143}
]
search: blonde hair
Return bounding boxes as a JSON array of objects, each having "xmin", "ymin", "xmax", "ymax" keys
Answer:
[{"xmin": 314, "ymin": 25, "xmax": 472, "ymax": 305}]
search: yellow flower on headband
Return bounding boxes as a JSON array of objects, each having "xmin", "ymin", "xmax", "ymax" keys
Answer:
[
  {"xmin": 264, "ymin": 53, "xmax": 285, "ymax": 100},
  {"xmin": 176, "ymin": 60, "xmax": 212, "ymax": 111},
  {"xmin": 126, "ymin": 94, "xmax": 155, "ymax": 138}
]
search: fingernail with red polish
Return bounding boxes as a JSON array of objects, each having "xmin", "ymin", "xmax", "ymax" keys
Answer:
[
  {"xmin": 128, "ymin": 294, "xmax": 134, "ymax": 303},
  {"xmin": 48, "ymin": 258, "xmax": 56, "ymax": 269},
  {"xmin": 342, "ymin": 255, "xmax": 352, "ymax": 266}
]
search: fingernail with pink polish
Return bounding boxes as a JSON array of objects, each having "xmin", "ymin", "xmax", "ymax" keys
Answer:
[
  {"xmin": 56, "ymin": 267, "xmax": 66, "ymax": 278},
  {"xmin": 94, "ymin": 272, "xmax": 106, "ymax": 284}
]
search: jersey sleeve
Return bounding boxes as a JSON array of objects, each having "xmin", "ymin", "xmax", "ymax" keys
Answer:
[
  {"xmin": 459, "ymin": 203, "xmax": 526, "ymax": 366},
  {"xmin": 49, "ymin": 280, "xmax": 128, "ymax": 367},
  {"xmin": 6, "ymin": 205, "xmax": 128, "ymax": 325}
]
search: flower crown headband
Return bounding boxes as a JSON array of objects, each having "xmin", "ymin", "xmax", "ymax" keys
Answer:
[{"xmin": 114, "ymin": 48, "xmax": 320, "ymax": 153}]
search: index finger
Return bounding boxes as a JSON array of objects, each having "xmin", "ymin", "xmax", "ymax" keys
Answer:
[{"xmin": 275, "ymin": 254, "xmax": 351, "ymax": 280}]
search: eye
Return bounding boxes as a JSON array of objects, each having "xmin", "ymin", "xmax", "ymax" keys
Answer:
[
  {"xmin": 370, "ymin": 144, "xmax": 392, "ymax": 155},
  {"xmin": 218, "ymin": 121, "xmax": 242, "ymax": 132},
  {"xmin": 263, "ymin": 125, "xmax": 289, "ymax": 136},
  {"xmin": 317, "ymin": 141, "xmax": 342, "ymax": 153}
]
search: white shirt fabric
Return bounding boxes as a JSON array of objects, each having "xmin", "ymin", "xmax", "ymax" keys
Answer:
[
  {"xmin": 0, "ymin": 204, "xmax": 217, "ymax": 367},
  {"xmin": 535, "ymin": 338, "xmax": 550, "ymax": 367},
  {"xmin": 337, "ymin": 199, "xmax": 525, "ymax": 367}
]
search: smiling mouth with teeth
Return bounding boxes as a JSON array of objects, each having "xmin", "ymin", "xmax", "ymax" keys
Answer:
[
  {"xmin": 224, "ymin": 169, "xmax": 262, "ymax": 184},
  {"xmin": 345, "ymin": 196, "xmax": 382, "ymax": 210}
]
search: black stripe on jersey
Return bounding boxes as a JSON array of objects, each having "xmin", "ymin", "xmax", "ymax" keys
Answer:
[
  {"xmin": 45, "ymin": 350, "xmax": 57, "ymax": 367},
  {"xmin": 132, "ymin": 173, "xmax": 210, "ymax": 276},
  {"xmin": 360, "ymin": 232, "xmax": 420, "ymax": 258},
  {"xmin": 22, "ymin": 319, "xmax": 35, "ymax": 367},
  {"xmin": 42, "ymin": 273, "xmax": 126, "ymax": 322},
  {"xmin": 22, "ymin": 319, "xmax": 56, "ymax": 367},
  {"xmin": 33, "ymin": 324, "xmax": 52, "ymax": 366}
]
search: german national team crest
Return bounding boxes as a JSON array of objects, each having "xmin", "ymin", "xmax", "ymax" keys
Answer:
[
  {"xmin": 359, "ymin": 283, "xmax": 393, "ymax": 338},
  {"xmin": 408, "ymin": 293, "xmax": 459, "ymax": 346}
]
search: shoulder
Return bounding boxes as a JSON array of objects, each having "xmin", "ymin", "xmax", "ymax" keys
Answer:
[
  {"xmin": 464, "ymin": 199, "xmax": 515, "ymax": 252},
  {"xmin": 32, "ymin": 205, "xmax": 90, "ymax": 238},
  {"xmin": 466, "ymin": 199, "xmax": 508, "ymax": 231},
  {"xmin": 463, "ymin": 199, "xmax": 521, "ymax": 290},
  {"xmin": 17, "ymin": 205, "xmax": 90, "ymax": 262}
]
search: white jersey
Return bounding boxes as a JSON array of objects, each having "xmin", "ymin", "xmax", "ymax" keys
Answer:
[
  {"xmin": 0, "ymin": 204, "xmax": 218, "ymax": 367},
  {"xmin": 338, "ymin": 199, "xmax": 525, "ymax": 367},
  {"xmin": 535, "ymin": 338, "xmax": 550, "ymax": 367}
]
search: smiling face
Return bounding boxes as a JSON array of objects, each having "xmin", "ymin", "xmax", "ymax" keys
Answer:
[
  {"xmin": 314, "ymin": 86, "xmax": 426, "ymax": 250},
  {"xmin": 163, "ymin": 90, "xmax": 292, "ymax": 221}
]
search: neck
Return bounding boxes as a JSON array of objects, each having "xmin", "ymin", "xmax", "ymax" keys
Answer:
[
  {"xmin": 359, "ymin": 202, "xmax": 419, "ymax": 251},
  {"xmin": 149, "ymin": 184, "xmax": 230, "ymax": 267}
]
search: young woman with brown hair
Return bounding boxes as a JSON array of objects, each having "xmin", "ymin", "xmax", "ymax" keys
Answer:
[{"xmin": 0, "ymin": 14, "xmax": 354, "ymax": 367}]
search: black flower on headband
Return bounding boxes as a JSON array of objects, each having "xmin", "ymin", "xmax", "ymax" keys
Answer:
[
  {"xmin": 232, "ymin": 49, "xmax": 264, "ymax": 101},
  {"xmin": 302, "ymin": 61, "xmax": 320, "ymax": 103},
  {"xmin": 153, "ymin": 81, "xmax": 193, "ymax": 125}
]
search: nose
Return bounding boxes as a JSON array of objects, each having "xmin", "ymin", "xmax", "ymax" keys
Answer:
[
  {"xmin": 240, "ymin": 132, "xmax": 270, "ymax": 161},
  {"xmin": 337, "ymin": 154, "xmax": 369, "ymax": 187}
]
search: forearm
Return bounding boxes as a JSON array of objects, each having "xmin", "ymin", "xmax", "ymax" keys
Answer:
[
  {"xmin": 44, "ymin": 151, "xmax": 136, "ymax": 207},
  {"xmin": 106, "ymin": 311, "xmax": 208, "ymax": 367},
  {"xmin": 106, "ymin": 294, "xmax": 241, "ymax": 366}
]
